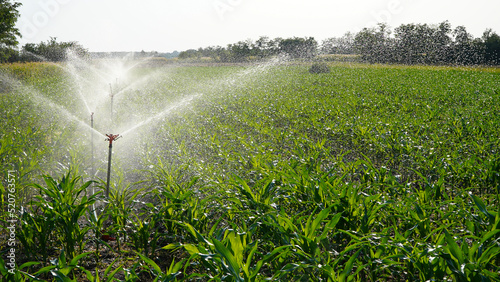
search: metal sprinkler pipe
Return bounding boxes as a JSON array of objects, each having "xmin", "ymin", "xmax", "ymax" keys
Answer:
[
  {"xmin": 109, "ymin": 84, "xmax": 114, "ymax": 123},
  {"xmin": 90, "ymin": 112, "xmax": 98, "ymax": 211},
  {"xmin": 91, "ymin": 113, "xmax": 94, "ymax": 178},
  {"xmin": 105, "ymin": 133, "xmax": 121, "ymax": 198},
  {"xmin": 91, "ymin": 113, "xmax": 95, "ymax": 199}
]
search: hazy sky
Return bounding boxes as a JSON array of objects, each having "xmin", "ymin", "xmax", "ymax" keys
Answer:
[{"xmin": 15, "ymin": 0, "xmax": 500, "ymax": 52}]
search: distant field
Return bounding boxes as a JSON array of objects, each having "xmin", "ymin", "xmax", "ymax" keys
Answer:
[{"xmin": 1, "ymin": 61, "xmax": 499, "ymax": 281}]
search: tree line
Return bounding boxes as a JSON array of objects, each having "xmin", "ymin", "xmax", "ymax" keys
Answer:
[
  {"xmin": 18, "ymin": 37, "xmax": 88, "ymax": 62},
  {"xmin": 178, "ymin": 37, "xmax": 318, "ymax": 62},
  {"xmin": 180, "ymin": 21, "xmax": 500, "ymax": 66},
  {"xmin": 354, "ymin": 22, "xmax": 500, "ymax": 65},
  {"xmin": 10, "ymin": 22, "xmax": 500, "ymax": 65}
]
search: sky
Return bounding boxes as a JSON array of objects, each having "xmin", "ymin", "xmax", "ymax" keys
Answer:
[{"xmin": 14, "ymin": 0, "xmax": 500, "ymax": 53}]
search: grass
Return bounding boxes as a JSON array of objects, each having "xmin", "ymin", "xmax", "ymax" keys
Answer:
[{"xmin": 0, "ymin": 60, "xmax": 499, "ymax": 281}]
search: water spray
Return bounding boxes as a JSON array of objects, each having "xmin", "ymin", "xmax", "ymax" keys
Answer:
[{"xmin": 105, "ymin": 133, "xmax": 121, "ymax": 198}]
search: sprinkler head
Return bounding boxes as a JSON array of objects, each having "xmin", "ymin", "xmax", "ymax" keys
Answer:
[{"xmin": 105, "ymin": 134, "xmax": 121, "ymax": 145}]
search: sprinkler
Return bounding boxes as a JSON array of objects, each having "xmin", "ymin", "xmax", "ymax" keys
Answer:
[{"xmin": 105, "ymin": 133, "xmax": 121, "ymax": 198}]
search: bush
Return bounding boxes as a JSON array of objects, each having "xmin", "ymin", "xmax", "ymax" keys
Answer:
[{"xmin": 309, "ymin": 62, "xmax": 330, "ymax": 74}]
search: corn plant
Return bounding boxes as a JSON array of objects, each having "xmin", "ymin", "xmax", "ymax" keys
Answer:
[
  {"xmin": 135, "ymin": 252, "xmax": 185, "ymax": 282},
  {"xmin": 150, "ymin": 173, "xmax": 211, "ymax": 242},
  {"xmin": 273, "ymin": 206, "xmax": 343, "ymax": 280},
  {"xmin": 1, "ymin": 250, "xmax": 92, "ymax": 281},
  {"xmin": 18, "ymin": 204, "xmax": 55, "ymax": 263},
  {"xmin": 33, "ymin": 250, "xmax": 91, "ymax": 281},
  {"xmin": 127, "ymin": 204, "xmax": 163, "ymax": 257},
  {"xmin": 439, "ymin": 228, "xmax": 500, "ymax": 281},
  {"xmin": 86, "ymin": 204, "xmax": 114, "ymax": 261},
  {"xmin": 163, "ymin": 222, "xmax": 291, "ymax": 280},
  {"xmin": 106, "ymin": 184, "xmax": 144, "ymax": 252},
  {"xmin": 79, "ymin": 259, "xmax": 125, "ymax": 282},
  {"xmin": 30, "ymin": 171, "xmax": 98, "ymax": 260},
  {"xmin": 0, "ymin": 257, "xmax": 39, "ymax": 282},
  {"xmin": 226, "ymin": 175, "xmax": 282, "ymax": 214}
]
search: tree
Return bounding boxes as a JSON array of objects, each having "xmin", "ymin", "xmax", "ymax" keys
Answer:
[
  {"xmin": 255, "ymin": 36, "xmax": 271, "ymax": 58},
  {"xmin": 482, "ymin": 29, "xmax": 500, "ymax": 65},
  {"xmin": 430, "ymin": 21, "xmax": 453, "ymax": 64},
  {"xmin": 392, "ymin": 22, "xmax": 453, "ymax": 65},
  {"xmin": 394, "ymin": 23, "xmax": 432, "ymax": 64},
  {"xmin": 354, "ymin": 23, "xmax": 393, "ymax": 63},
  {"xmin": 214, "ymin": 46, "xmax": 232, "ymax": 62},
  {"xmin": 178, "ymin": 49, "xmax": 200, "ymax": 59},
  {"xmin": 321, "ymin": 32, "xmax": 355, "ymax": 54},
  {"xmin": 0, "ymin": 0, "xmax": 21, "ymax": 62},
  {"xmin": 279, "ymin": 37, "xmax": 318, "ymax": 58},
  {"xmin": 229, "ymin": 40, "xmax": 252, "ymax": 61},
  {"xmin": 452, "ymin": 26, "xmax": 482, "ymax": 65},
  {"xmin": 20, "ymin": 37, "xmax": 88, "ymax": 62}
]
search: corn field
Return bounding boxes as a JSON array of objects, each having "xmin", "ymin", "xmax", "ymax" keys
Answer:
[{"xmin": 1, "ymin": 61, "xmax": 500, "ymax": 281}]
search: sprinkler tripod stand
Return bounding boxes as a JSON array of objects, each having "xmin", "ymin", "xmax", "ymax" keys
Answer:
[{"xmin": 105, "ymin": 134, "xmax": 121, "ymax": 198}]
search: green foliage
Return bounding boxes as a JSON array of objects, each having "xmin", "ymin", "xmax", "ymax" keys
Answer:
[
  {"xmin": 482, "ymin": 29, "xmax": 500, "ymax": 65},
  {"xmin": 355, "ymin": 21, "xmax": 500, "ymax": 65},
  {"xmin": 0, "ymin": 250, "xmax": 91, "ymax": 281},
  {"xmin": 0, "ymin": 0, "xmax": 21, "ymax": 62},
  {"xmin": 29, "ymin": 172, "xmax": 98, "ymax": 260},
  {"xmin": 21, "ymin": 37, "xmax": 88, "ymax": 62},
  {"xmin": 279, "ymin": 37, "xmax": 318, "ymax": 58},
  {"xmin": 136, "ymin": 252, "xmax": 184, "ymax": 281},
  {"xmin": 177, "ymin": 36, "xmax": 316, "ymax": 62}
]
